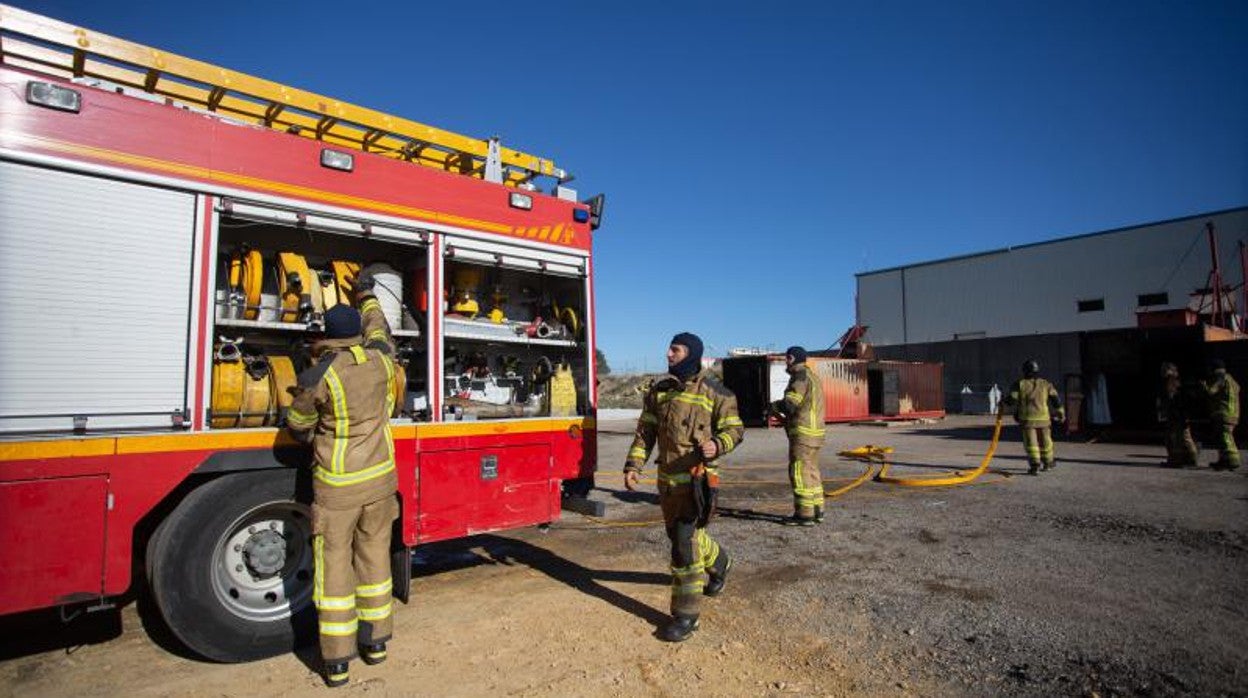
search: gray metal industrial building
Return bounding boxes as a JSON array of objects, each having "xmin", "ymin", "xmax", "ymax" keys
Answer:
[{"xmin": 856, "ymin": 206, "xmax": 1248, "ymax": 430}]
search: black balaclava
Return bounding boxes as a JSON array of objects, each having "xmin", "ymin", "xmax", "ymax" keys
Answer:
[
  {"xmin": 669, "ymin": 332, "xmax": 704, "ymax": 380},
  {"xmin": 785, "ymin": 345, "xmax": 807, "ymax": 365},
  {"xmin": 323, "ymin": 304, "xmax": 362, "ymax": 339}
]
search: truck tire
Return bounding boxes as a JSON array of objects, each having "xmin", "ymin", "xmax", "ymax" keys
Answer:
[{"xmin": 147, "ymin": 469, "xmax": 315, "ymax": 662}]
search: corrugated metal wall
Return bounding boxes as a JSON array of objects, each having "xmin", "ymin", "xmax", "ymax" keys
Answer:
[
  {"xmin": 876, "ymin": 361, "xmax": 945, "ymax": 415},
  {"xmin": 808, "ymin": 358, "xmax": 869, "ymax": 421}
]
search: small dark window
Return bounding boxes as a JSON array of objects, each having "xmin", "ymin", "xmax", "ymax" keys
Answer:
[
  {"xmin": 1138, "ymin": 292, "xmax": 1169, "ymax": 307},
  {"xmin": 1077, "ymin": 298, "xmax": 1105, "ymax": 313}
]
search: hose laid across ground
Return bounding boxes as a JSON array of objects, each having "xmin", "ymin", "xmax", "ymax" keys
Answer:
[{"xmin": 869, "ymin": 414, "xmax": 1003, "ymax": 487}]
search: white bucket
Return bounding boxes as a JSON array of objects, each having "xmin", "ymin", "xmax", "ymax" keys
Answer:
[{"xmin": 363, "ymin": 263, "xmax": 403, "ymax": 330}]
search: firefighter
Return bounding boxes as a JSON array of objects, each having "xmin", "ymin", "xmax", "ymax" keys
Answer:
[
  {"xmin": 1157, "ymin": 362, "xmax": 1198, "ymax": 467},
  {"xmin": 769, "ymin": 346, "xmax": 827, "ymax": 526},
  {"xmin": 999, "ymin": 359, "xmax": 1064, "ymax": 475},
  {"xmin": 624, "ymin": 332, "xmax": 744, "ymax": 642},
  {"xmin": 286, "ymin": 273, "xmax": 399, "ymax": 688},
  {"xmin": 1202, "ymin": 359, "xmax": 1240, "ymax": 470}
]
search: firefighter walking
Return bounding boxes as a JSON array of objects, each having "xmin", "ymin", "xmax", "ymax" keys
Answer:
[
  {"xmin": 1158, "ymin": 362, "xmax": 1198, "ymax": 467},
  {"xmin": 770, "ymin": 346, "xmax": 827, "ymax": 526},
  {"xmin": 624, "ymin": 333, "xmax": 744, "ymax": 642},
  {"xmin": 1203, "ymin": 359, "xmax": 1240, "ymax": 470},
  {"xmin": 999, "ymin": 359, "xmax": 1065, "ymax": 475},
  {"xmin": 286, "ymin": 274, "xmax": 400, "ymax": 687}
]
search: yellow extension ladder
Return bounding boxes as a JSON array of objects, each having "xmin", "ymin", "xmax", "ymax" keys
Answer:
[{"xmin": 0, "ymin": 4, "xmax": 564, "ymax": 186}]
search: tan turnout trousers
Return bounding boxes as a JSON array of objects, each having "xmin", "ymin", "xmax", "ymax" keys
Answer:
[{"xmin": 313, "ymin": 494, "xmax": 399, "ymax": 664}]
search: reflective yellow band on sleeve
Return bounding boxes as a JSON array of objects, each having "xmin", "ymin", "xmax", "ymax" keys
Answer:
[
  {"xmin": 718, "ymin": 415, "xmax": 743, "ymax": 427},
  {"xmin": 287, "ymin": 409, "xmax": 318, "ymax": 426},
  {"xmin": 628, "ymin": 446, "xmax": 648, "ymax": 460},
  {"xmin": 360, "ymin": 299, "xmax": 382, "ymax": 314},
  {"xmin": 785, "ymin": 391, "xmax": 803, "ymax": 404}
]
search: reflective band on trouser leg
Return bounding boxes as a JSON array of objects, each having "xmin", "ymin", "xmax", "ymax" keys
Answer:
[
  {"xmin": 789, "ymin": 442, "xmax": 823, "ymax": 516},
  {"xmin": 660, "ymin": 487, "xmax": 703, "ymax": 618},
  {"xmin": 316, "ymin": 504, "xmax": 365, "ymax": 663},
  {"xmin": 1219, "ymin": 423, "xmax": 1241, "ymax": 465},
  {"xmin": 1022, "ymin": 427, "xmax": 1042, "ymax": 468},
  {"xmin": 695, "ymin": 528, "xmax": 720, "ymax": 574},
  {"xmin": 1037, "ymin": 426, "xmax": 1054, "ymax": 466},
  {"xmin": 354, "ymin": 494, "xmax": 399, "ymax": 645},
  {"xmin": 670, "ymin": 559, "xmax": 706, "ymax": 617}
]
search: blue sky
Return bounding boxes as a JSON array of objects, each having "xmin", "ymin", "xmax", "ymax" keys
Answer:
[{"xmin": 22, "ymin": 1, "xmax": 1248, "ymax": 372}]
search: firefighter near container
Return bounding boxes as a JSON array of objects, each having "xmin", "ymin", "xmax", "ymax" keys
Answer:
[
  {"xmin": 285, "ymin": 273, "xmax": 400, "ymax": 687},
  {"xmin": 999, "ymin": 359, "xmax": 1065, "ymax": 475},
  {"xmin": 624, "ymin": 333, "xmax": 744, "ymax": 643},
  {"xmin": 769, "ymin": 346, "xmax": 827, "ymax": 526},
  {"xmin": 1203, "ymin": 359, "xmax": 1241, "ymax": 471},
  {"xmin": 1158, "ymin": 362, "xmax": 1199, "ymax": 468}
]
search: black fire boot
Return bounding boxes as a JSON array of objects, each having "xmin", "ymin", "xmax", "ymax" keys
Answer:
[
  {"xmin": 813, "ymin": 506, "xmax": 826, "ymax": 524},
  {"xmin": 1027, "ymin": 465, "xmax": 1039, "ymax": 476},
  {"xmin": 660, "ymin": 615, "xmax": 700, "ymax": 643},
  {"xmin": 323, "ymin": 662, "xmax": 349, "ymax": 688},
  {"xmin": 704, "ymin": 553, "xmax": 732, "ymax": 597},
  {"xmin": 360, "ymin": 642, "xmax": 387, "ymax": 666}
]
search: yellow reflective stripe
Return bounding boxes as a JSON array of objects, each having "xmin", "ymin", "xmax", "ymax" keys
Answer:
[
  {"xmin": 314, "ymin": 458, "xmax": 396, "ymax": 487},
  {"xmin": 657, "ymin": 471, "xmax": 691, "ymax": 485},
  {"xmin": 360, "ymin": 298, "xmax": 381, "ymax": 314},
  {"xmin": 319, "ymin": 618, "xmax": 359, "ymax": 636},
  {"xmin": 287, "ymin": 409, "xmax": 318, "ymax": 426},
  {"xmin": 313, "ymin": 535, "xmax": 324, "ymax": 604},
  {"xmin": 326, "ymin": 669, "xmax": 349, "ymax": 681},
  {"xmin": 628, "ymin": 446, "xmax": 648, "ymax": 460},
  {"xmin": 639, "ymin": 411, "xmax": 658, "ymax": 425},
  {"xmin": 671, "ymin": 392, "xmax": 713, "ymax": 412},
  {"xmin": 785, "ymin": 391, "xmax": 803, "ymax": 404},
  {"xmin": 315, "ymin": 594, "xmax": 356, "ymax": 611},
  {"xmin": 325, "ymin": 366, "xmax": 349, "ymax": 474},
  {"xmin": 718, "ymin": 415, "xmax": 743, "ymax": 427},
  {"xmin": 357, "ymin": 602, "xmax": 393, "ymax": 621},
  {"xmin": 349, "ymin": 345, "xmax": 369, "ymax": 364},
  {"xmin": 356, "ymin": 578, "xmax": 393, "ymax": 598},
  {"xmin": 716, "ymin": 433, "xmax": 734, "ymax": 452},
  {"xmin": 795, "ymin": 425, "xmax": 826, "ymax": 437}
]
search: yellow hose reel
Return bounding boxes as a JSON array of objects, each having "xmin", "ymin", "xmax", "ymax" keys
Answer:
[
  {"xmin": 278, "ymin": 252, "xmax": 320, "ymax": 323},
  {"xmin": 227, "ymin": 248, "xmax": 264, "ymax": 320}
]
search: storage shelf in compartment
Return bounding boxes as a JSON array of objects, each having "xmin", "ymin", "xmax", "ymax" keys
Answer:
[
  {"xmin": 215, "ymin": 317, "xmax": 308, "ymax": 332},
  {"xmin": 443, "ymin": 317, "xmax": 576, "ymax": 347}
]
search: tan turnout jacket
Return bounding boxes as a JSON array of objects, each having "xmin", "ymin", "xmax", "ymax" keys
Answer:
[
  {"xmin": 287, "ymin": 293, "xmax": 398, "ymax": 508},
  {"xmin": 625, "ymin": 369, "xmax": 745, "ymax": 484},
  {"xmin": 774, "ymin": 364, "xmax": 826, "ymax": 446}
]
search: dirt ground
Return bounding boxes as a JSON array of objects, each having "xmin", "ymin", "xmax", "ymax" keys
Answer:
[{"xmin": 2, "ymin": 415, "xmax": 1246, "ymax": 697}]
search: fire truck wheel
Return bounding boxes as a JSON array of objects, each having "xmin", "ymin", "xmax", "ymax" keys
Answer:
[{"xmin": 147, "ymin": 469, "xmax": 315, "ymax": 662}]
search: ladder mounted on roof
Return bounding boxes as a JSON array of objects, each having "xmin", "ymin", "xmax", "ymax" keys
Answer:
[{"xmin": 0, "ymin": 4, "xmax": 566, "ymax": 187}]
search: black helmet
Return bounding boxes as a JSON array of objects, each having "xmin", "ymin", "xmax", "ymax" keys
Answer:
[{"xmin": 1022, "ymin": 359, "xmax": 1040, "ymax": 377}]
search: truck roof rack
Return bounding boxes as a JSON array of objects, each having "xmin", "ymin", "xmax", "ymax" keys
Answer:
[{"xmin": 0, "ymin": 4, "xmax": 565, "ymax": 186}]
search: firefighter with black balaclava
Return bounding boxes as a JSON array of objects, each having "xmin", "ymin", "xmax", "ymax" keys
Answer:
[
  {"xmin": 999, "ymin": 359, "xmax": 1065, "ymax": 475},
  {"xmin": 624, "ymin": 332, "xmax": 744, "ymax": 642},
  {"xmin": 286, "ymin": 272, "xmax": 399, "ymax": 688},
  {"xmin": 769, "ymin": 346, "xmax": 827, "ymax": 526}
]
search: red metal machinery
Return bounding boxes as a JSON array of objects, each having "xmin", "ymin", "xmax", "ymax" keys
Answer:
[{"xmin": 0, "ymin": 5, "xmax": 603, "ymax": 662}]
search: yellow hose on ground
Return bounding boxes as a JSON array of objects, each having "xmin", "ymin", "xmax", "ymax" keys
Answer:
[{"xmin": 872, "ymin": 414, "xmax": 1004, "ymax": 487}]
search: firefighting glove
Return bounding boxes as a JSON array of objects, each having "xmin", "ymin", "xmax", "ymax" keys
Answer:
[{"xmin": 353, "ymin": 271, "xmax": 376, "ymax": 292}]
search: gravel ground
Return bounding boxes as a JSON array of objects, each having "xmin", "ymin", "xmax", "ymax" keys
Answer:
[{"xmin": 1, "ymin": 415, "xmax": 1244, "ymax": 697}]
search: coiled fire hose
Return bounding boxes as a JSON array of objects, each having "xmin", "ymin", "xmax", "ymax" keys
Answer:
[{"xmin": 862, "ymin": 413, "xmax": 1004, "ymax": 487}]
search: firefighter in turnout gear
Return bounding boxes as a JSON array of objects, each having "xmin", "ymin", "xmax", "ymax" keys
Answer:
[
  {"xmin": 1203, "ymin": 359, "xmax": 1240, "ymax": 470},
  {"xmin": 1158, "ymin": 362, "xmax": 1198, "ymax": 467},
  {"xmin": 770, "ymin": 346, "xmax": 827, "ymax": 526},
  {"xmin": 285, "ymin": 272, "xmax": 400, "ymax": 687},
  {"xmin": 624, "ymin": 333, "xmax": 744, "ymax": 643},
  {"xmin": 999, "ymin": 359, "xmax": 1065, "ymax": 475}
]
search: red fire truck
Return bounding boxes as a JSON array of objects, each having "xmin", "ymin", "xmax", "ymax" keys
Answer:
[{"xmin": 0, "ymin": 5, "xmax": 603, "ymax": 661}]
